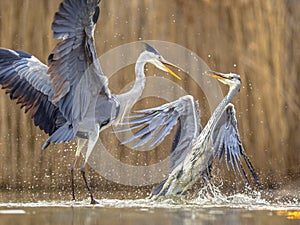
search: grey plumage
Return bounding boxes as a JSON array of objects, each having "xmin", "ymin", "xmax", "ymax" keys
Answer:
[
  {"xmin": 120, "ymin": 95, "xmax": 201, "ymax": 171},
  {"xmin": 121, "ymin": 71, "xmax": 260, "ymax": 198},
  {"xmin": 0, "ymin": 49, "xmax": 63, "ymax": 135},
  {"xmin": 0, "ymin": 0, "xmax": 181, "ymax": 204}
]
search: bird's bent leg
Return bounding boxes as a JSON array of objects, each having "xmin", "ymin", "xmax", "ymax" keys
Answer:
[
  {"xmin": 71, "ymin": 138, "xmax": 87, "ymax": 201},
  {"xmin": 81, "ymin": 130, "xmax": 99, "ymax": 204}
]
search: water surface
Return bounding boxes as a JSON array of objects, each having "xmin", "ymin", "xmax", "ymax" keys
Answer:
[{"xmin": 0, "ymin": 189, "xmax": 299, "ymax": 225}]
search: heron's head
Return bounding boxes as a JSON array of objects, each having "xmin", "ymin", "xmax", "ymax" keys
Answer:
[
  {"xmin": 205, "ymin": 70, "xmax": 241, "ymax": 87},
  {"xmin": 141, "ymin": 43, "xmax": 181, "ymax": 80}
]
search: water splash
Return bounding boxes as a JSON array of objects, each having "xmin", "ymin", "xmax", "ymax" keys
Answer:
[
  {"xmin": 188, "ymin": 183, "xmax": 269, "ymax": 208},
  {"xmin": 0, "ymin": 181, "xmax": 299, "ymax": 210}
]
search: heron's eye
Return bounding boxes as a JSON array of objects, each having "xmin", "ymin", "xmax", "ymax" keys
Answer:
[{"xmin": 100, "ymin": 119, "xmax": 110, "ymax": 129}]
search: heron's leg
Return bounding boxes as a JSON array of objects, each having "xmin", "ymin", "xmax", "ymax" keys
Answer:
[
  {"xmin": 81, "ymin": 130, "xmax": 99, "ymax": 204},
  {"xmin": 71, "ymin": 138, "xmax": 87, "ymax": 201}
]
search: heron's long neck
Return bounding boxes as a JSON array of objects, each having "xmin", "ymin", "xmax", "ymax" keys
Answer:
[
  {"xmin": 116, "ymin": 58, "xmax": 146, "ymax": 122},
  {"xmin": 201, "ymin": 84, "xmax": 240, "ymax": 138}
]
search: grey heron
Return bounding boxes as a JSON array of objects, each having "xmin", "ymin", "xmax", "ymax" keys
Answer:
[
  {"xmin": 0, "ymin": 0, "xmax": 180, "ymax": 204},
  {"xmin": 120, "ymin": 71, "xmax": 260, "ymax": 198}
]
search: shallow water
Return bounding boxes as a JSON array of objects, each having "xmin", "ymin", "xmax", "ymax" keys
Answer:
[
  {"xmin": 0, "ymin": 189, "xmax": 300, "ymax": 225},
  {"xmin": 0, "ymin": 205, "xmax": 299, "ymax": 225},
  {"xmin": 0, "ymin": 200, "xmax": 300, "ymax": 225}
]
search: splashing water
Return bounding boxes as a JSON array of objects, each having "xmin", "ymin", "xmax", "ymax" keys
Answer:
[
  {"xmin": 0, "ymin": 175, "xmax": 299, "ymax": 211},
  {"xmin": 190, "ymin": 183, "xmax": 269, "ymax": 208}
]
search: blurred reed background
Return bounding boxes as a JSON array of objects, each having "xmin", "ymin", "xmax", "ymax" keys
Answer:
[{"xmin": 0, "ymin": 0, "xmax": 299, "ymax": 197}]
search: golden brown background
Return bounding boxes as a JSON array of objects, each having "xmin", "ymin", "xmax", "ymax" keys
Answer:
[{"xmin": 0, "ymin": 0, "xmax": 299, "ymax": 198}]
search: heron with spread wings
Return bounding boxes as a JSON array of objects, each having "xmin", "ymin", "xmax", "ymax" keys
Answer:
[
  {"xmin": 120, "ymin": 71, "xmax": 260, "ymax": 198},
  {"xmin": 0, "ymin": 0, "xmax": 180, "ymax": 204}
]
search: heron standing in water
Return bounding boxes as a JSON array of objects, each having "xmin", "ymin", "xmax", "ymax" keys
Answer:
[
  {"xmin": 0, "ymin": 0, "xmax": 180, "ymax": 203},
  {"xmin": 121, "ymin": 71, "xmax": 260, "ymax": 198}
]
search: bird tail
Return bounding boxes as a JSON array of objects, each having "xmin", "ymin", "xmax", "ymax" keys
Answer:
[
  {"xmin": 152, "ymin": 179, "xmax": 169, "ymax": 196},
  {"xmin": 42, "ymin": 123, "xmax": 75, "ymax": 150}
]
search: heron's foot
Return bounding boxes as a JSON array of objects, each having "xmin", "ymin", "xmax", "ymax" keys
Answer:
[{"xmin": 90, "ymin": 198, "xmax": 99, "ymax": 205}]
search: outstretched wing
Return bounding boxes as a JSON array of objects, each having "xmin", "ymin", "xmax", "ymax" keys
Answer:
[
  {"xmin": 212, "ymin": 103, "xmax": 260, "ymax": 185},
  {"xmin": 48, "ymin": 0, "xmax": 110, "ymax": 124},
  {"xmin": 119, "ymin": 95, "xmax": 201, "ymax": 170},
  {"xmin": 119, "ymin": 101, "xmax": 181, "ymax": 149},
  {"xmin": 167, "ymin": 96, "xmax": 201, "ymax": 171},
  {"xmin": 0, "ymin": 48, "xmax": 66, "ymax": 135}
]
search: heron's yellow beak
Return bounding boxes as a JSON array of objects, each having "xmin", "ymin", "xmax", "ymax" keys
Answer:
[
  {"xmin": 205, "ymin": 70, "xmax": 227, "ymax": 80},
  {"xmin": 158, "ymin": 58, "xmax": 182, "ymax": 80},
  {"xmin": 150, "ymin": 57, "xmax": 182, "ymax": 80},
  {"xmin": 161, "ymin": 63, "xmax": 181, "ymax": 80}
]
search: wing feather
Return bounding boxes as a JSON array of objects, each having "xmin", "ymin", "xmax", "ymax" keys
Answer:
[
  {"xmin": 212, "ymin": 103, "xmax": 260, "ymax": 185},
  {"xmin": 48, "ymin": 0, "xmax": 110, "ymax": 127},
  {"xmin": 118, "ymin": 95, "xmax": 201, "ymax": 171},
  {"xmin": 0, "ymin": 48, "xmax": 65, "ymax": 135}
]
